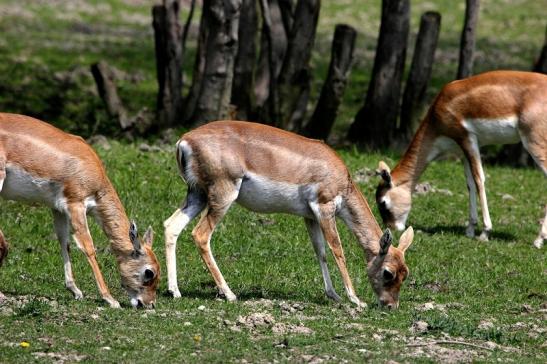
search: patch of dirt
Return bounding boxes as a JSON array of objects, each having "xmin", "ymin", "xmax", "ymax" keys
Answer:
[
  {"xmin": 272, "ymin": 322, "xmax": 313, "ymax": 335},
  {"xmin": 278, "ymin": 301, "xmax": 305, "ymax": 315},
  {"xmin": 0, "ymin": 293, "xmax": 58, "ymax": 315},
  {"xmin": 410, "ymin": 320, "xmax": 429, "ymax": 334},
  {"xmin": 414, "ymin": 182, "xmax": 453, "ymax": 196},
  {"xmin": 415, "ymin": 301, "xmax": 464, "ymax": 313},
  {"xmin": 32, "ymin": 352, "xmax": 87, "ymax": 363},
  {"xmin": 242, "ymin": 299, "xmax": 275, "ymax": 309}
]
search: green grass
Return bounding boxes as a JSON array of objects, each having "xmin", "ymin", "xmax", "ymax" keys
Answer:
[{"xmin": 1, "ymin": 143, "xmax": 545, "ymax": 362}]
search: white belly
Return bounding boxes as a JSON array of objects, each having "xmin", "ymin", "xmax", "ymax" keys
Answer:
[
  {"xmin": 236, "ymin": 173, "xmax": 316, "ymax": 217},
  {"xmin": 0, "ymin": 164, "xmax": 66, "ymax": 210},
  {"xmin": 463, "ymin": 116, "xmax": 520, "ymax": 146}
]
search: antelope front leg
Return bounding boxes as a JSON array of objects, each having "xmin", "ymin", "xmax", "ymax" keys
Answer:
[
  {"xmin": 314, "ymin": 202, "xmax": 365, "ymax": 307},
  {"xmin": 68, "ymin": 204, "xmax": 120, "ymax": 308},
  {"xmin": 164, "ymin": 189, "xmax": 207, "ymax": 297},
  {"xmin": 52, "ymin": 210, "xmax": 83, "ymax": 300}
]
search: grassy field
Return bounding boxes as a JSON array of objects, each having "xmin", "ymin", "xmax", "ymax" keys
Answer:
[
  {"xmin": 0, "ymin": 0, "xmax": 546, "ymax": 362},
  {"xmin": 0, "ymin": 142, "xmax": 546, "ymax": 362}
]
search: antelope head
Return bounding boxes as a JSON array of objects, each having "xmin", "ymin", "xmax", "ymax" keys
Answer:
[
  {"xmin": 375, "ymin": 161, "xmax": 412, "ymax": 231},
  {"xmin": 367, "ymin": 227, "xmax": 414, "ymax": 309},
  {"xmin": 119, "ymin": 222, "xmax": 161, "ymax": 308}
]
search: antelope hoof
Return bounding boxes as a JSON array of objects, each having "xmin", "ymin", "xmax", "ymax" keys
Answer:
[
  {"xmin": 326, "ymin": 289, "xmax": 342, "ymax": 302},
  {"xmin": 168, "ymin": 288, "xmax": 182, "ymax": 298},
  {"xmin": 533, "ymin": 238, "xmax": 544, "ymax": 249},
  {"xmin": 220, "ymin": 289, "xmax": 237, "ymax": 302},
  {"xmin": 349, "ymin": 296, "xmax": 367, "ymax": 309},
  {"xmin": 465, "ymin": 224, "xmax": 476, "ymax": 238},
  {"xmin": 66, "ymin": 283, "xmax": 83, "ymax": 300},
  {"xmin": 478, "ymin": 230, "xmax": 490, "ymax": 242},
  {"xmin": 104, "ymin": 296, "xmax": 121, "ymax": 309}
]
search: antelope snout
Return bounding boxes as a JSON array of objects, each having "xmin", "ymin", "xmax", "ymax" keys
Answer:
[{"xmin": 379, "ymin": 298, "xmax": 399, "ymax": 310}]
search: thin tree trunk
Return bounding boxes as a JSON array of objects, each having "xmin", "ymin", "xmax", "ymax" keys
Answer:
[
  {"xmin": 303, "ymin": 24, "xmax": 356, "ymax": 140},
  {"xmin": 533, "ymin": 25, "xmax": 547, "ymax": 73},
  {"xmin": 254, "ymin": 0, "xmax": 289, "ymax": 118},
  {"xmin": 398, "ymin": 11, "xmax": 441, "ymax": 144},
  {"xmin": 457, "ymin": 0, "xmax": 480, "ymax": 79},
  {"xmin": 231, "ymin": 0, "xmax": 258, "ymax": 120},
  {"xmin": 191, "ymin": 0, "xmax": 242, "ymax": 126},
  {"xmin": 91, "ymin": 61, "xmax": 131, "ymax": 130},
  {"xmin": 277, "ymin": 0, "xmax": 321, "ymax": 131},
  {"xmin": 347, "ymin": 0, "xmax": 409, "ymax": 147},
  {"xmin": 183, "ymin": 2, "xmax": 209, "ymax": 123},
  {"xmin": 152, "ymin": 0, "xmax": 183, "ymax": 129},
  {"xmin": 255, "ymin": 0, "xmax": 287, "ymax": 124}
]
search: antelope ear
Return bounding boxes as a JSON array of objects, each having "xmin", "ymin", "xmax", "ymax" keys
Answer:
[
  {"xmin": 379, "ymin": 229, "xmax": 393, "ymax": 255},
  {"xmin": 377, "ymin": 161, "xmax": 392, "ymax": 186},
  {"xmin": 398, "ymin": 226, "xmax": 414, "ymax": 253},
  {"xmin": 142, "ymin": 226, "xmax": 154, "ymax": 247},
  {"xmin": 129, "ymin": 221, "xmax": 141, "ymax": 252}
]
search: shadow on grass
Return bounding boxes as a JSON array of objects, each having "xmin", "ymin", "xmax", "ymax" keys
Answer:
[
  {"xmin": 414, "ymin": 224, "xmax": 516, "ymax": 242},
  {"xmin": 168, "ymin": 284, "xmax": 332, "ymax": 305}
]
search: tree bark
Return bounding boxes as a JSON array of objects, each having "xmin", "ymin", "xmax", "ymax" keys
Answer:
[
  {"xmin": 457, "ymin": 0, "xmax": 480, "ymax": 79},
  {"xmin": 90, "ymin": 61, "xmax": 131, "ymax": 130},
  {"xmin": 277, "ymin": 0, "xmax": 321, "ymax": 131},
  {"xmin": 183, "ymin": 2, "xmax": 209, "ymax": 123},
  {"xmin": 191, "ymin": 0, "xmax": 242, "ymax": 125},
  {"xmin": 152, "ymin": 0, "xmax": 183, "ymax": 129},
  {"xmin": 303, "ymin": 24, "xmax": 356, "ymax": 140},
  {"xmin": 398, "ymin": 11, "xmax": 441, "ymax": 144},
  {"xmin": 533, "ymin": 25, "xmax": 547, "ymax": 73},
  {"xmin": 231, "ymin": 0, "xmax": 258, "ymax": 120},
  {"xmin": 347, "ymin": 0, "xmax": 409, "ymax": 147}
]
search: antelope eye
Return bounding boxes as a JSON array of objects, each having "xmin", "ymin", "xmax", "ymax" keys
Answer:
[{"xmin": 383, "ymin": 269, "xmax": 395, "ymax": 281}]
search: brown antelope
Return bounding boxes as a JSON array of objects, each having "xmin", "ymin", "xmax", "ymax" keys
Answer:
[
  {"xmin": 0, "ymin": 113, "xmax": 160, "ymax": 308},
  {"xmin": 164, "ymin": 121, "xmax": 415, "ymax": 309},
  {"xmin": 376, "ymin": 70, "xmax": 547, "ymax": 248}
]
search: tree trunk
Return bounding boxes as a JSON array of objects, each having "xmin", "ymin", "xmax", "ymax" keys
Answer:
[
  {"xmin": 347, "ymin": 0, "xmax": 409, "ymax": 147},
  {"xmin": 533, "ymin": 25, "xmax": 547, "ymax": 73},
  {"xmin": 303, "ymin": 24, "xmax": 356, "ymax": 140},
  {"xmin": 191, "ymin": 0, "xmax": 242, "ymax": 126},
  {"xmin": 231, "ymin": 0, "xmax": 258, "ymax": 120},
  {"xmin": 90, "ymin": 61, "xmax": 131, "ymax": 130},
  {"xmin": 152, "ymin": 0, "xmax": 183, "ymax": 129},
  {"xmin": 183, "ymin": 2, "xmax": 209, "ymax": 123},
  {"xmin": 254, "ymin": 0, "xmax": 289, "ymax": 124},
  {"xmin": 456, "ymin": 0, "xmax": 480, "ymax": 79},
  {"xmin": 398, "ymin": 11, "xmax": 441, "ymax": 144},
  {"xmin": 277, "ymin": 0, "xmax": 321, "ymax": 131}
]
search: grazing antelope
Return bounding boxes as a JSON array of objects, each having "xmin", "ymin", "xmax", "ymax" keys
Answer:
[
  {"xmin": 0, "ymin": 113, "xmax": 160, "ymax": 308},
  {"xmin": 376, "ymin": 70, "xmax": 547, "ymax": 248},
  {"xmin": 164, "ymin": 121, "xmax": 415, "ymax": 309}
]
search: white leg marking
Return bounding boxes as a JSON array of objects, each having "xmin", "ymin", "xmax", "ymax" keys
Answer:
[
  {"xmin": 467, "ymin": 136, "xmax": 492, "ymax": 241},
  {"xmin": 0, "ymin": 178, "xmax": 4, "ymax": 192},
  {"xmin": 164, "ymin": 209, "xmax": 191, "ymax": 297},
  {"xmin": 463, "ymin": 159, "xmax": 478, "ymax": 238},
  {"xmin": 53, "ymin": 210, "xmax": 83, "ymax": 299},
  {"xmin": 304, "ymin": 218, "xmax": 341, "ymax": 301}
]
